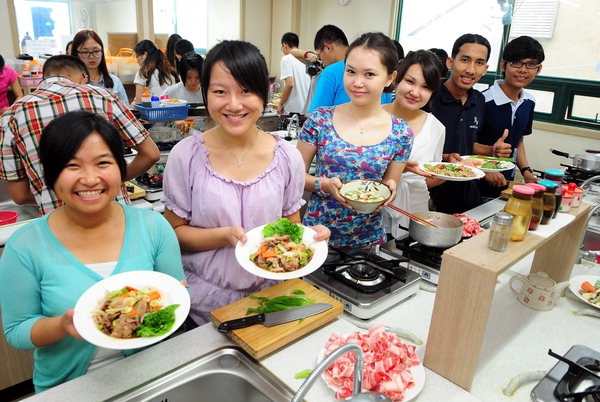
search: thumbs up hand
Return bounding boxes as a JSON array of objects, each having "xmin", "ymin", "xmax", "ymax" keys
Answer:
[{"xmin": 492, "ymin": 129, "xmax": 512, "ymax": 159}]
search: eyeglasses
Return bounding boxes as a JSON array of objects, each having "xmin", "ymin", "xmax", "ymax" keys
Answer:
[
  {"xmin": 508, "ymin": 60, "xmax": 540, "ymax": 70},
  {"xmin": 77, "ymin": 50, "xmax": 103, "ymax": 58}
]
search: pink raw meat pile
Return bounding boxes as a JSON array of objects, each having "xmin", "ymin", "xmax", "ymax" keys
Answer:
[
  {"xmin": 452, "ymin": 213, "xmax": 484, "ymax": 237},
  {"xmin": 322, "ymin": 325, "xmax": 421, "ymax": 401}
]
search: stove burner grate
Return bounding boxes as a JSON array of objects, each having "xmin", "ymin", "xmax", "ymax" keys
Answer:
[
  {"xmin": 549, "ymin": 349, "xmax": 600, "ymax": 402},
  {"xmin": 321, "ymin": 247, "xmax": 409, "ymax": 293}
]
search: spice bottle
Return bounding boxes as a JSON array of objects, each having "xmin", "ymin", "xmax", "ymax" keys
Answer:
[
  {"xmin": 537, "ymin": 180, "xmax": 558, "ymax": 224},
  {"xmin": 543, "ymin": 169, "xmax": 564, "ymax": 218},
  {"xmin": 525, "ymin": 183, "xmax": 545, "ymax": 230},
  {"xmin": 141, "ymin": 87, "xmax": 151, "ymax": 107},
  {"xmin": 503, "ymin": 185, "xmax": 534, "ymax": 241},
  {"xmin": 488, "ymin": 212, "xmax": 513, "ymax": 252},
  {"xmin": 150, "ymin": 95, "xmax": 160, "ymax": 108}
]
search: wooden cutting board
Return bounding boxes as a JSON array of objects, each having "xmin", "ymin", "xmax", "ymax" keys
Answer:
[
  {"xmin": 125, "ymin": 181, "xmax": 146, "ymax": 200},
  {"xmin": 210, "ymin": 278, "xmax": 343, "ymax": 359}
]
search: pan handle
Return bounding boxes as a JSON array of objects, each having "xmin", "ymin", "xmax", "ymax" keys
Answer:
[
  {"xmin": 550, "ymin": 149, "xmax": 570, "ymax": 158},
  {"xmin": 585, "ymin": 149, "xmax": 600, "ymax": 154}
]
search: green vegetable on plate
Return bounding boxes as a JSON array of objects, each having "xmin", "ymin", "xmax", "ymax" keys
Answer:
[
  {"xmin": 135, "ymin": 304, "xmax": 180, "ymax": 337},
  {"xmin": 263, "ymin": 218, "xmax": 304, "ymax": 243}
]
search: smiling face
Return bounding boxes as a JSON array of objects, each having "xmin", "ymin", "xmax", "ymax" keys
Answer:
[
  {"xmin": 53, "ymin": 132, "xmax": 122, "ymax": 215},
  {"xmin": 394, "ymin": 63, "xmax": 433, "ymax": 111},
  {"xmin": 206, "ymin": 61, "xmax": 264, "ymax": 137},
  {"xmin": 343, "ymin": 46, "xmax": 396, "ymax": 107},
  {"xmin": 77, "ymin": 37, "xmax": 103, "ymax": 73},
  {"xmin": 446, "ymin": 42, "xmax": 489, "ymax": 94},
  {"xmin": 501, "ymin": 58, "xmax": 541, "ymax": 90}
]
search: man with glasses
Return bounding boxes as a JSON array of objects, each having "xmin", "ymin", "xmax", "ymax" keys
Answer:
[
  {"xmin": 0, "ymin": 55, "xmax": 159, "ymax": 214},
  {"xmin": 476, "ymin": 36, "xmax": 545, "ymax": 198}
]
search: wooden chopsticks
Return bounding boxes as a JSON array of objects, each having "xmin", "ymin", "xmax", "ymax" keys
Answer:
[{"xmin": 386, "ymin": 204, "xmax": 438, "ymax": 228}]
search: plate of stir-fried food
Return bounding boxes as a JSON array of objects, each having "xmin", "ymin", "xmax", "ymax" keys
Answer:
[
  {"xmin": 235, "ymin": 218, "xmax": 328, "ymax": 280},
  {"xmin": 419, "ymin": 162, "xmax": 485, "ymax": 181},
  {"xmin": 569, "ymin": 275, "xmax": 600, "ymax": 309},
  {"xmin": 73, "ymin": 271, "xmax": 190, "ymax": 349}
]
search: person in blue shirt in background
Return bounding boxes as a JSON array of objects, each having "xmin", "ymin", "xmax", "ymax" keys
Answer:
[
  {"xmin": 291, "ymin": 25, "xmax": 394, "ymax": 112},
  {"xmin": 476, "ymin": 36, "xmax": 544, "ymax": 199}
]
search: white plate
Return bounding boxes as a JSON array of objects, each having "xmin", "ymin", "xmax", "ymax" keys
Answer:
[
  {"xmin": 73, "ymin": 271, "xmax": 190, "ymax": 350},
  {"xmin": 235, "ymin": 224, "xmax": 328, "ymax": 280},
  {"xmin": 317, "ymin": 333, "xmax": 425, "ymax": 401},
  {"xmin": 460, "ymin": 155, "xmax": 516, "ymax": 172},
  {"xmin": 161, "ymin": 99, "xmax": 188, "ymax": 107},
  {"xmin": 419, "ymin": 162, "xmax": 485, "ymax": 181},
  {"xmin": 569, "ymin": 275, "xmax": 600, "ymax": 310}
]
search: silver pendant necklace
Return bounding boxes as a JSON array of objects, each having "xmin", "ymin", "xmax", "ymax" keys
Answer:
[
  {"xmin": 349, "ymin": 106, "xmax": 382, "ymax": 134},
  {"xmin": 217, "ymin": 130, "xmax": 259, "ymax": 167}
]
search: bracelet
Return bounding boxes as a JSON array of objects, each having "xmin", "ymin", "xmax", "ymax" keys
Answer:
[
  {"xmin": 314, "ymin": 178, "xmax": 325, "ymax": 197},
  {"xmin": 520, "ymin": 166, "xmax": 533, "ymax": 175},
  {"xmin": 303, "ymin": 51, "xmax": 314, "ymax": 59}
]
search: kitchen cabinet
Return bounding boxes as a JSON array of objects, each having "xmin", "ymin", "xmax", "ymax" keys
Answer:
[
  {"xmin": 424, "ymin": 202, "xmax": 592, "ymax": 391},
  {"xmin": 0, "ymin": 309, "xmax": 34, "ymax": 390}
]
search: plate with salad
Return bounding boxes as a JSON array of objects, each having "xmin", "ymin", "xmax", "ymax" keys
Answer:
[
  {"xmin": 235, "ymin": 218, "xmax": 328, "ymax": 280},
  {"xmin": 73, "ymin": 271, "xmax": 190, "ymax": 349},
  {"xmin": 419, "ymin": 162, "xmax": 485, "ymax": 181},
  {"xmin": 460, "ymin": 155, "xmax": 516, "ymax": 172},
  {"xmin": 569, "ymin": 275, "xmax": 600, "ymax": 309}
]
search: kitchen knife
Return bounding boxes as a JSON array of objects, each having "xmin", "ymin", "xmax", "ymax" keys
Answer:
[{"xmin": 217, "ymin": 303, "xmax": 332, "ymax": 333}]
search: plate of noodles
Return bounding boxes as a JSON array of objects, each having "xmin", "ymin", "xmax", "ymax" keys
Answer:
[
  {"xmin": 73, "ymin": 271, "xmax": 190, "ymax": 350},
  {"xmin": 419, "ymin": 162, "xmax": 485, "ymax": 181},
  {"xmin": 235, "ymin": 219, "xmax": 328, "ymax": 280}
]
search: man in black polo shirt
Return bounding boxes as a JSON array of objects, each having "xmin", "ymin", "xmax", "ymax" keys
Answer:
[{"xmin": 429, "ymin": 33, "xmax": 499, "ymax": 214}]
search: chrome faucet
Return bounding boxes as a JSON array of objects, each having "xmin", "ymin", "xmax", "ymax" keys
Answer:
[
  {"xmin": 291, "ymin": 343, "xmax": 392, "ymax": 402},
  {"xmin": 286, "ymin": 114, "xmax": 300, "ymax": 141},
  {"xmin": 581, "ymin": 175, "xmax": 600, "ymax": 193}
]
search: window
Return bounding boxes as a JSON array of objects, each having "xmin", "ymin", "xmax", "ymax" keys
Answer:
[{"xmin": 14, "ymin": 0, "xmax": 71, "ymax": 56}]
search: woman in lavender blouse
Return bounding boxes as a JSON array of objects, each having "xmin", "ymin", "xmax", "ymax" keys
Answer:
[{"xmin": 162, "ymin": 40, "xmax": 329, "ymax": 327}]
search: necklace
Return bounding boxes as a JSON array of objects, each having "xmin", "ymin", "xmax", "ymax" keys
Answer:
[
  {"xmin": 216, "ymin": 130, "xmax": 259, "ymax": 167},
  {"xmin": 348, "ymin": 106, "xmax": 383, "ymax": 135}
]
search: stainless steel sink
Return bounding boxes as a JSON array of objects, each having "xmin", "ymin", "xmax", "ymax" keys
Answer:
[{"xmin": 107, "ymin": 347, "xmax": 295, "ymax": 402}]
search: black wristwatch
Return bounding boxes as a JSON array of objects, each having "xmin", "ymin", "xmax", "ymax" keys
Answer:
[{"xmin": 520, "ymin": 166, "xmax": 533, "ymax": 175}]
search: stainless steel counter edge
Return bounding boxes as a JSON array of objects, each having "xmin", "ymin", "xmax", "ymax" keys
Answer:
[{"xmin": 24, "ymin": 324, "xmax": 235, "ymax": 401}]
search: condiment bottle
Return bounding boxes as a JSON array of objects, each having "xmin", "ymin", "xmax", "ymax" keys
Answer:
[
  {"xmin": 537, "ymin": 180, "xmax": 557, "ymax": 224},
  {"xmin": 503, "ymin": 185, "xmax": 534, "ymax": 241},
  {"xmin": 543, "ymin": 169, "xmax": 564, "ymax": 218},
  {"xmin": 525, "ymin": 183, "xmax": 544, "ymax": 230},
  {"xmin": 141, "ymin": 87, "xmax": 151, "ymax": 107},
  {"xmin": 22, "ymin": 63, "xmax": 31, "ymax": 77},
  {"xmin": 560, "ymin": 190, "xmax": 574, "ymax": 212},
  {"xmin": 488, "ymin": 211, "xmax": 513, "ymax": 252},
  {"xmin": 150, "ymin": 95, "xmax": 160, "ymax": 108},
  {"xmin": 563, "ymin": 183, "xmax": 584, "ymax": 208}
]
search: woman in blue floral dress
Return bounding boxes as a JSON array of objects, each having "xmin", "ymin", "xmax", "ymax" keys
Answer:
[{"xmin": 298, "ymin": 32, "xmax": 414, "ymax": 248}]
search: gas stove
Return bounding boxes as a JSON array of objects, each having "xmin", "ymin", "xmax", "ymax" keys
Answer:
[
  {"xmin": 531, "ymin": 345, "xmax": 600, "ymax": 402},
  {"xmin": 303, "ymin": 245, "xmax": 420, "ymax": 320},
  {"xmin": 561, "ymin": 164, "xmax": 600, "ymax": 187},
  {"xmin": 379, "ymin": 235, "xmax": 454, "ymax": 285}
]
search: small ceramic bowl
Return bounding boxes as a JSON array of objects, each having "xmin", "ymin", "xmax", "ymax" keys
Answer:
[{"xmin": 340, "ymin": 180, "xmax": 391, "ymax": 214}]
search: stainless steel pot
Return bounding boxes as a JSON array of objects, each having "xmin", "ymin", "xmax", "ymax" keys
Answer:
[
  {"xmin": 550, "ymin": 149, "xmax": 600, "ymax": 171},
  {"xmin": 407, "ymin": 211, "xmax": 464, "ymax": 248}
]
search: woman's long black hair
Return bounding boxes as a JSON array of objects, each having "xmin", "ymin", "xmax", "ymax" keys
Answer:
[{"xmin": 134, "ymin": 40, "xmax": 179, "ymax": 87}]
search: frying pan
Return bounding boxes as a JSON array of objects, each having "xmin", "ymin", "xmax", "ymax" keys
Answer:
[
  {"xmin": 550, "ymin": 149, "xmax": 600, "ymax": 171},
  {"xmin": 400, "ymin": 211, "xmax": 464, "ymax": 248}
]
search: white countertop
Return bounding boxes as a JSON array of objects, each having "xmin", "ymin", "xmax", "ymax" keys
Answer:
[{"xmin": 24, "ymin": 252, "xmax": 599, "ymax": 401}]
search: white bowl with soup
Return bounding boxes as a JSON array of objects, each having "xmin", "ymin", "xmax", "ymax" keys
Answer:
[{"xmin": 340, "ymin": 180, "xmax": 391, "ymax": 214}]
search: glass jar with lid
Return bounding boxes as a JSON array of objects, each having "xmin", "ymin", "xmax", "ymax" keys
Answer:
[
  {"xmin": 503, "ymin": 185, "xmax": 535, "ymax": 241},
  {"xmin": 543, "ymin": 169, "xmax": 564, "ymax": 218},
  {"xmin": 537, "ymin": 179, "xmax": 557, "ymax": 224},
  {"xmin": 488, "ymin": 211, "xmax": 513, "ymax": 252},
  {"xmin": 525, "ymin": 183, "xmax": 545, "ymax": 230}
]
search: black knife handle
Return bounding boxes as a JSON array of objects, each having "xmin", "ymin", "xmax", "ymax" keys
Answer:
[{"xmin": 217, "ymin": 314, "xmax": 265, "ymax": 333}]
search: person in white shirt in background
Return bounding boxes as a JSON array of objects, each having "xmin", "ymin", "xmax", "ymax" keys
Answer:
[
  {"xmin": 164, "ymin": 52, "xmax": 204, "ymax": 104},
  {"xmin": 277, "ymin": 32, "xmax": 311, "ymax": 116}
]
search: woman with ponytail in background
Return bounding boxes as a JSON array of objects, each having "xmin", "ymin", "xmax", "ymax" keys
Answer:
[{"xmin": 133, "ymin": 40, "xmax": 179, "ymax": 103}]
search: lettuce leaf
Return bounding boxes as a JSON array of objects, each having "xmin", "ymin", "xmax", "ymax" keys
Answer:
[
  {"xmin": 262, "ymin": 218, "xmax": 304, "ymax": 243},
  {"xmin": 136, "ymin": 304, "xmax": 180, "ymax": 337}
]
